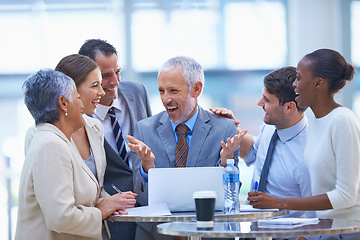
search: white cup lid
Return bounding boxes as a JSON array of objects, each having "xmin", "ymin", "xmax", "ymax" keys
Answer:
[{"xmin": 193, "ymin": 191, "xmax": 216, "ymax": 198}]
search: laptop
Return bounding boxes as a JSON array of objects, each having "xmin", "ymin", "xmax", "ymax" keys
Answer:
[{"xmin": 148, "ymin": 167, "xmax": 225, "ymax": 212}]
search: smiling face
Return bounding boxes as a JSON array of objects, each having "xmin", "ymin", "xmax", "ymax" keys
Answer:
[
  {"xmin": 76, "ymin": 67, "xmax": 105, "ymax": 115},
  {"xmin": 257, "ymin": 87, "xmax": 288, "ymax": 128},
  {"xmin": 158, "ymin": 67, "xmax": 198, "ymax": 123},
  {"xmin": 67, "ymin": 86, "xmax": 85, "ymax": 129},
  {"xmin": 94, "ymin": 52, "xmax": 120, "ymax": 106},
  {"xmin": 293, "ymin": 57, "xmax": 317, "ymax": 109}
]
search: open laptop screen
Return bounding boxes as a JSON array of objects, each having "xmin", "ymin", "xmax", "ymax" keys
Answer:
[{"xmin": 148, "ymin": 167, "xmax": 225, "ymax": 212}]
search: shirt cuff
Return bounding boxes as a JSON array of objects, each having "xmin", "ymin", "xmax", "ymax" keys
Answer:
[
  {"xmin": 217, "ymin": 157, "xmax": 222, "ymax": 166},
  {"xmin": 140, "ymin": 165, "xmax": 149, "ymax": 182},
  {"xmin": 243, "ymin": 147, "xmax": 256, "ymax": 166}
]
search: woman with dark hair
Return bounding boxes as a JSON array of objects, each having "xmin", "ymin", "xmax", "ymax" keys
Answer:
[
  {"xmin": 55, "ymin": 53, "xmax": 137, "ymax": 197},
  {"xmin": 55, "ymin": 54, "xmax": 108, "ymax": 195},
  {"xmin": 248, "ymin": 49, "xmax": 360, "ymax": 239},
  {"xmin": 55, "ymin": 54, "xmax": 138, "ymax": 236}
]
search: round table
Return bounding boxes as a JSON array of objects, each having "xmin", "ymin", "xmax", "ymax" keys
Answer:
[
  {"xmin": 157, "ymin": 218, "xmax": 360, "ymax": 240},
  {"xmin": 107, "ymin": 209, "xmax": 288, "ymax": 222}
]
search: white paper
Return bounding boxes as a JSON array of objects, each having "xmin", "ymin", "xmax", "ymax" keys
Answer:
[
  {"xmin": 115, "ymin": 203, "xmax": 172, "ymax": 217},
  {"xmin": 240, "ymin": 204, "xmax": 279, "ymax": 212},
  {"xmin": 258, "ymin": 217, "xmax": 320, "ymax": 228}
]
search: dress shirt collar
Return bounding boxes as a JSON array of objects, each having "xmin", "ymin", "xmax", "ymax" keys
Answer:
[
  {"xmin": 277, "ymin": 115, "xmax": 308, "ymax": 143},
  {"xmin": 94, "ymin": 97, "xmax": 123, "ymax": 121},
  {"xmin": 171, "ymin": 106, "xmax": 199, "ymax": 134}
]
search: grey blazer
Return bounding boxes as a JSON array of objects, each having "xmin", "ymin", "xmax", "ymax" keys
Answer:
[
  {"xmin": 132, "ymin": 106, "xmax": 239, "ymax": 206},
  {"xmin": 101, "ymin": 81, "xmax": 152, "ymax": 240}
]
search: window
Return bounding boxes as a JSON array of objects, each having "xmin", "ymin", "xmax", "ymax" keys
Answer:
[
  {"xmin": 224, "ymin": 1, "xmax": 287, "ymax": 69},
  {"xmin": 0, "ymin": 4, "xmax": 125, "ymax": 73},
  {"xmin": 131, "ymin": 0, "xmax": 286, "ymax": 71},
  {"xmin": 351, "ymin": 0, "xmax": 360, "ymax": 66}
]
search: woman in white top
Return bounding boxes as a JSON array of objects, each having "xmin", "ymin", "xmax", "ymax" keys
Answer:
[{"xmin": 248, "ymin": 49, "xmax": 360, "ymax": 238}]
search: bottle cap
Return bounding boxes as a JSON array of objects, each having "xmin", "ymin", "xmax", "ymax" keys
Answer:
[{"xmin": 226, "ymin": 159, "xmax": 234, "ymax": 165}]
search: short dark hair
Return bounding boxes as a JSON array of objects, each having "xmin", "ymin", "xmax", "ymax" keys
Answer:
[
  {"xmin": 304, "ymin": 48, "xmax": 355, "ymax": 94},
  {"xmin": 78, "ymin": 39, "xmax": 117, "ymax": 61},
  {"xmin": 264, "ymin": 66, "xmax": 304, "ymax": 112}
]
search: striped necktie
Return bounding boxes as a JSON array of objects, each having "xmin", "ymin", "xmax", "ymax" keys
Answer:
[
  {"xmin": 108, "ymin": 107, "xmax": 128, "ymax": 165},
  {"xmin": 258, "ymin": 129, "xmax": 278, "ymax": 192},
  {"xmin": 175, "ymin": 124, "xmax": 190, "ymax": 168}
]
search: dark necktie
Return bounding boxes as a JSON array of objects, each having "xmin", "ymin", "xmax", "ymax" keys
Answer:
[
  {"xmin": 258, "ymin": 129, "xmax": 278, "ymax": 192},
  {"xmin": 108, "ymin": 107, "xmax": 128, "ymax": 165},
  {"xmin": 175, "ymin": 124, "xmax": 190, "ymax": 168}
]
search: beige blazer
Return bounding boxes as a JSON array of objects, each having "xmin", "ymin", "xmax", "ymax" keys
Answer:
[
  {"xmin": 82, "ymin": 115, "xmax": 109, "ymax": 198},
  {"xmin": 25, "ymin": 115, "xmax": 109, "ymax": 198},
  {"xmin": 15, "ymin": 123, "xmax": 102, "ymax": 240}
]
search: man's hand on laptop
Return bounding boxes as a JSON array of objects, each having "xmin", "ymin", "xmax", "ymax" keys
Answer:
[{"xmin": 127, "ymin": 135, "xmax": 155, "ymax": 173}]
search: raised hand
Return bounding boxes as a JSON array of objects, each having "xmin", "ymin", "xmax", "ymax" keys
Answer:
[
  {"xmin": 126, "ymin": 135, "xmax": 155, "ymax": 173},
  {"xmin": 220, "ymin": 129, "xmax": 248, "ymax": 166}
]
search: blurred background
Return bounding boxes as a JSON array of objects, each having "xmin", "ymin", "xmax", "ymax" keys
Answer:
[{"xmin": 0, "ymin": 0, "xmax": 359, "ymax": 238}]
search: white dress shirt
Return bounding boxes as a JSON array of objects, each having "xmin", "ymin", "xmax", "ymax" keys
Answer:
[{"xmin": 94, "ymin": 95, "xmax": 132, "ymax": 169}]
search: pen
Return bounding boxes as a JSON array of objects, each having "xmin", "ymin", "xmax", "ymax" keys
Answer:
[
  {"xmin": 254, "ymin": 181, "xmax": 258, "ymax": 191},
  {"xmin": 112, "ymin": 184, "xmax": 122, "ymax": 194}
]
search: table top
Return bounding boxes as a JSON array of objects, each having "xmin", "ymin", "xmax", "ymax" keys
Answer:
[
  {"xmin": 107, "ymin": 209, "xmax": 288, "ymax": 222},
  {"xmin": 157, "ymin": 218, "xmax": 360, "ymax": 238}
]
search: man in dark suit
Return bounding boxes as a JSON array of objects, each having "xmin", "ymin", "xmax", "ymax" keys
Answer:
[
  {"xmin": 79, "ymin": 39, "xmax": 152, "ymax": 240},
  {"xmin": 127, "ymin": 56, "xmax": 240, "ymax": 240}
]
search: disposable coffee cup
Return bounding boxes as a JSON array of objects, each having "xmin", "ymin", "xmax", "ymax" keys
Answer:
[{"xmin": 193, "ymin": 191, "xmax": 216, "ymax": 229}]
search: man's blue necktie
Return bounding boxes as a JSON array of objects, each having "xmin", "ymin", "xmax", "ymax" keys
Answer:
[
  {"xmin": 108, "ymin": 107, "xmax": 128, "ymax": 165},
  {"xmin": 258, "ymin": 129, "xmax": 278, "ymax": 192}
]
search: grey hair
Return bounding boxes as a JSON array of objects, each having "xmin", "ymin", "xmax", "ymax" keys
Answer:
[
  {"xmin": 23, "ymin": 69, "xmax": 74, "ymax": 125},
  {"xmin": 158, "ymin": 56, "xmax": 205, "ymax": 89}
]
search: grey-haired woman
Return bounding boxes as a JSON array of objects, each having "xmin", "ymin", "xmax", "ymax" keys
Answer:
[{"xmin": 15, "ymin": 69, "xmax": 134, "ymax": 240}]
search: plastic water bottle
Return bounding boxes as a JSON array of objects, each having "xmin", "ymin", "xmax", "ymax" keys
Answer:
[{"xmin": 223, "ymin": 158, "xmax": 240, "ymax": 214}]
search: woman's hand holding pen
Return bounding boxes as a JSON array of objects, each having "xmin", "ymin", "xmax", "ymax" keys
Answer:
[
  {"xmin": 96, "ymin": 191, "xmax": 137, "ymax": 219},
  {"xmin": 112, "ymin": 191, "xmax": 137, "ymax": 210}
]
